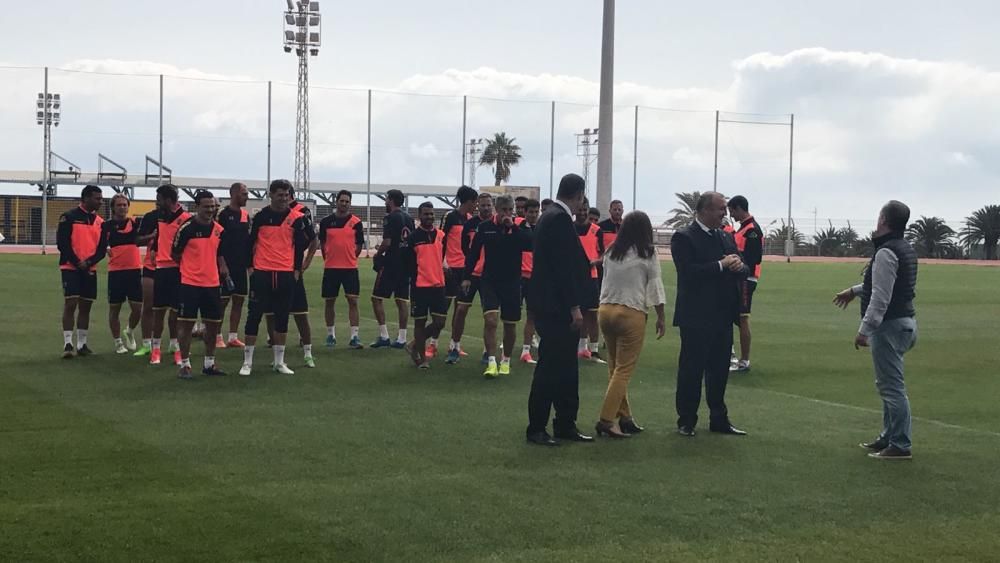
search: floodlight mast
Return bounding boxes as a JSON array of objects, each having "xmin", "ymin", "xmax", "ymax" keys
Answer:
[
  {"xmin": 465, "ymin": 138, "xmax": 484, "ymax": 189},
  {"xmin": 282, "ymin": 0, "xmax": 321, "ymax": 199},
  {"xmin": 576, "ymin": 127, "xmax": 599, "ymax": 199},
  {"xmin": 36, "ymin": 73, "xmax": 60, "ymax": 255}
]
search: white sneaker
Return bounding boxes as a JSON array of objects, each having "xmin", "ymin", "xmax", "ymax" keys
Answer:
[
  {"xmin": 730, "ymin": 360, "xmax": 751, "ymax": 373},
  {"xmin": 123, "ymin": 329, "xmax": 137, "ymax": 351},
  {"xmin": 532, "ymin": 335, "xmax": 540, "ymax": 349},
  {"xmin": 115, "ymin": 342, "xmax": 129, "ymax": 354},
  {"xmin": 238, "ymin": 363, "xmax": 253, "ymax": 376},
  {"xmin": 274, "ymin": 363, "xmax": 295, "ymax": 375}
]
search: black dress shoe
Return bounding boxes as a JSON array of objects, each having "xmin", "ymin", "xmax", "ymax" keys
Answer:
[
  {"xmin": 677, "ymin": 426, "xmax": 696, "ymax": 437},
  {"xmin": 526, "ymin": 431, "xmax": 559, "ymax": 447},
  {"xmin": 860, "ymin": 438, "xmax": 888, "ymax": 451},
  {"xmin": 709, "ymin": 424, "xmax": 747, "ymax": 436},
  {"xmin": 553, "ymin": 428, "xmax": 594, "ymax": 442},
  {"xmin": 619, "ymin": 417, "xmax": 644, "ymax": 434}
]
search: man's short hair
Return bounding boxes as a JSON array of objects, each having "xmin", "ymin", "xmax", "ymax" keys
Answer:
[
  {"xmin": 230, "ymin": 182, "xmax": 246, "ymax": 195},
  {"xmin": 727, "ymin": 195, "xmax": 749, "ymax": 212},
  {"xmin": 881, "ymin": 200, "xmax": 910, "ymax": 232},
  {"xmin": 193, "ymin": 190, "xmax": 215, "ymax": 206},
  {"xmin": 610, "ymin": 199, "xmax": 623, "ymax": 208},
  {"xmin": 589, "ymin": 207, "xmax": 601, "ymax": 218},
  {"xmin": 418, "ymin": 201, "xmax": 434, "ymax": 212},
  {"xmin": 556, "ymin": 173, "xmax": 586, "ymax": 200},
  {"xmin": 110, "ymin": 193, "xmax": 130, "ymax": 207},
  {"xmin": 157, "ymin": 183, "xmax": 179, "ymax": 203},
  {"xmin": 695, "ymin": 191, "xmax": 723, "ymax": 212},
  {"xmin": 386, "ymin": 189, "xmax": 404, "ymax": 207},
  {"xmin": 541, "ymin": 198, "xmax": 553, "ymax": 207},
  {"xmin": 525, "ymin": 198, "xmax": 540, "ymax": 210},
  {"xmin": 337, "ymin": 189, "xmax": 352, "ymax": 200},
  {"xmin": 457, "ymin": 185, "xmax": 478, "ymax": 204},
  {"xmin": 81, "ymin": 185, "xmax": 102, "ymax": 200},
  {"xmin": 478, "ymin": 192, "xmax": 494, "ymax": 201},
  {"xmin": 515, "ymin": 196, "xmax": 528, "ymax": 204},
  {"xmin": 495, "ymin": 195, "xmax": 514, "ymax": 209},
  {"xmin": 269, "ymin": 179, "xmax": 293, "ymax": 195}
]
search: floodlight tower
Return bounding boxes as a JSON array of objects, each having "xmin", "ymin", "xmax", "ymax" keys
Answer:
[
  {"xmin": 465, "ymin": 138, "xmax": 484, "ymax": 189},
  {"xmin": 36, "ymin": 88, "xmax": 60, "ymax": 254},
  {"xmin": 37, "ymin": 92, "xmax": 61, "ymax": 181},
  {"xmin": 283, "ymin": 0, "xmax": 321, "ymax": 199},
  {"xmin": 576, "ymin": 127, "xmax": 599, "ymax": 198}
]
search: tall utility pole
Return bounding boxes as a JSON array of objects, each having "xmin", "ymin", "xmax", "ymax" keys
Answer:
[
  {"xmin": 36, "ymin": 70, "xmax": 60, "ymax": 254},
  {"xmin": 576, "ymin": 128, "xmax": 599, "ymax": 198},
  {"xmin": 465, "ymin": 138, "xmax": 484, "ymax": 189},
  {"xmin": 595, "ymin": 0, "xmax": 615, "ymax": 213},
  {"xmin": 283, "ymin": 0, "xmax": 321, "ymax": 198}
]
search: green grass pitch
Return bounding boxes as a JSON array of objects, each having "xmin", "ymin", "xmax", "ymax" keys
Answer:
[{"xmin": 1, "ymin": 255, "xmax": 998, "ymax": 562}]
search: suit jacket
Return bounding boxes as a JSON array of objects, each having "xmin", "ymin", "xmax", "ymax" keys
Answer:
[
  {"xmin": 671, "ymin": 222, "xmax": 748, "ymax": 328},
  {"xmin": 527, "ymin": 202, "xmax": 590, "ymax": 320}
]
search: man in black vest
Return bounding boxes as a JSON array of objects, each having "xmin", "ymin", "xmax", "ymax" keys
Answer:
[
  {"xmin": 670, "ymin": 192, "xmax": 749, "ymax": 437},
  {"xmin": 834, "ymin": 200, "xmax": 918, "ymax": 460},
  {"xmin": 525, "ymin": 173, "xmax": 594, "ymax": 446}
]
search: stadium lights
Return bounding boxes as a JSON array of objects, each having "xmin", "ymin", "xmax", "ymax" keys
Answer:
[
  {"xmin": 465, "ymin": 138, "xmax": 485, "ymax": 189},
  {"xmin": 282, "ymin": 1, "xmax": 321, "ymax": 55},
  {"xmin": 36, "ymin": 92, "xmax": 61, "ymax": 127},
  {"xmin": 576, "ymin": 127, "xmax": 600, "ymax": 197},
  {"xmin": 283, "ymin": 0, "xmax": 322, "ymax": 196}
]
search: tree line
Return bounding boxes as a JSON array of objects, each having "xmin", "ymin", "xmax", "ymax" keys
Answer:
[{"xmin": 664, "ymin": 192, "xmax": 1000, "ymax": 260}]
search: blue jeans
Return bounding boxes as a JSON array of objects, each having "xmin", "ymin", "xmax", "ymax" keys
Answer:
[{"xmin": 870, "ymin": 317, "xmax": 917, "ymax": 450}]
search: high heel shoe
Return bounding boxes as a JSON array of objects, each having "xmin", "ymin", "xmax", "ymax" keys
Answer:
[
  {"xmin": 595, "ymin": 420, "xmax": 631, "ymax": 439},
  {"xmin": 619, "ymin": 417, "xmax": 644, "ymax": 434}
]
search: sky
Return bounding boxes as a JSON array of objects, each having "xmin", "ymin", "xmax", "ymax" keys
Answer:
[{"xmin": 2, "ymin": 0, "xmax": 1000, "ymax": 232}]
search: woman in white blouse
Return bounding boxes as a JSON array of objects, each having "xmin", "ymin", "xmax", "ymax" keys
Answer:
[{"xmin": 594, "ymin": 211, "xmax": 667, "ymax": 438}]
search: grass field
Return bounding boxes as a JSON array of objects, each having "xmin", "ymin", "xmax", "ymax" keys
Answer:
[{"xmin": 1, "ymin": 254, "xmax": 999, "ymax": 562}]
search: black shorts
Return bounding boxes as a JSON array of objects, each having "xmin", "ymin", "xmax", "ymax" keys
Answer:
[
  {"xmin": 410, "ymin": 286, "xmax": 449, "ymax": 320},
  {"xmin": 291, "ymin": 276, "xmax": 309, "ymax": 314},
  {"xmin": 246, "ymin": 270, "xmax": 295, "ymax": 335},
  {"xmin": 480, "ymin": 277, "xmax": 522, "ymax": 322},
  {"xmin": 740, "ymin": 280, "xmax": 757, "ymax": 316},
  {"xmin": 445, "ymin": 267, "xmax": 465, "ymax": 299},
  {"xmin": 108, "ymin": 269, "xmax": 142, "ymax": 305},
  {"xmin": 143, "ymin": 267, "xmax": 156, "ymax": 279},
  {"xmin": 222, "ymin": 267, "xmax": 249, "ymax": 297},
  {"xmin": 373, "ymin": 268, "xmax": 410, "ymax": 301},
  {"xmin": 153, "ymin": 267, "xmax": 182, "ymax": 310},
  {"xmin": 582, "ymin": 277, "xmax": 600, "ymax": 311},
  {"xmin": 61, "ymin": 269, "xmax": 97, "ymax": 301},
  {"xmin": 456, "ymin": 276, "xmax": 481, "ymax": 305},
  {"xmin": 520, "ymin": 277, "xmax": 531, "ymax": 306},
  {"xmin": 177, "ymin": 284, "xmax": 223, "ymax": 322},
  {"xmin": 322, "ymin": 268, "xmax": 361, "ymax": 299}
]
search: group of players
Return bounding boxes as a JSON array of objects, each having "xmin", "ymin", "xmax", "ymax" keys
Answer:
[
  {"xmin": 56, "ymin": 180, "xmax": 627, "ymax": 379},
  {"xmin": 56, "ymin": 179, "xmax": 764, "ymax": 379}
]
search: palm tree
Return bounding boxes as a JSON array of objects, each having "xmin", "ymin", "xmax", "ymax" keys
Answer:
[
  {"xmin": 767, "ymin": 220, "xmax": 805, "ymax": 254},
  {"xmin": 840, "ymin": 222, "xmax": 860, "ymax": 247},
  {"xmin": 665, "ymin": 191, "xmax": 723, "ymax": 230},
  {"xmin": 960, "ymin": 205, "xmax": 1000, "ymax": 260},
  {"xmin": 479, "ymin": 132, "xmax": 522, "ymax": 186},
  {"xmin": 813, "ymin": 225, "xmax": 844, "ymax": 256},
  {"xmin": 811, "ymin": 221, "xmax": 860, "ymax": 256},
  {"xmin": 906, "ymin": 216, "xmax": 957, "ymax": 259}
]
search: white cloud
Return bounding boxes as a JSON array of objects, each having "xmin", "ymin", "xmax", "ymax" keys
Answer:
[{"xmin": 3, "ymin": 49, "xmax": 1000, "ymax": 227}]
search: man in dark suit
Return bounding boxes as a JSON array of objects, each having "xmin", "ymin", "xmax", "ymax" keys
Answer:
[
  {"xmin": 671, "ymin": 191, "xmax": 749, "ymax": 437},
  {"xmin": 525, "ymin": 174, "xmax": 594, "ymax": 446}
]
